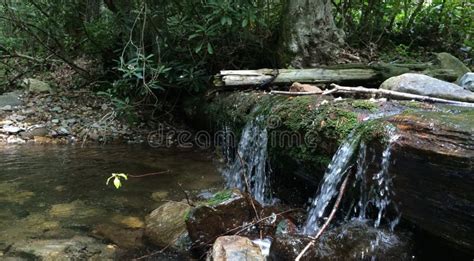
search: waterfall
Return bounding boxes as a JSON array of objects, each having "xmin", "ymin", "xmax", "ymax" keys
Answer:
[
  {"xmin": 222, "ymin": 116, "xmax": 270, "ymax": 204},
  {"xmin": 303, "ymin": 125, "xmax": 399, "ymax": 235},
  {"xmin": 303, "ymin": 129, "xmax": 363, "ymax": 235}
]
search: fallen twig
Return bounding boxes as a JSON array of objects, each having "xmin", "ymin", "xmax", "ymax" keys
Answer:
[
  {"xmin": 295, "ymin": 172, "xmax": 352, "ymax": 261},
  {"xmin": 328, "ymin": 84, "xmax": 474, "ymax": 107},
  {"xmin": 270, "ymin": 90, "xmax": 323, "ymax": 96},
  {"xmin": 128, "ymin": 170, "xmax": 171, "ymax": 178},
  {"xmin": 177, "ymin": 182, "xmax": 194, "ymax": 207}
]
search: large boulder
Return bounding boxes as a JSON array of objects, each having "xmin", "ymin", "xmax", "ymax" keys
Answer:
[
  {"xmin": 22, "ymin": 78, "xmax": 52, "ymax": 93},
  {"xmin": 208, "ymin": 236, "xmax": 265, "ymax": 261},
  {"xmin": 145, "ymin": 201, "xmax": 191, "ymax": 248},
  {"xmin": 457, "ymin": 72, "xmax": 474, "ymax": 92},
  {"xmin": 435, "ymin": 52, "xmax": 471, "ymax": 79},
  {"xmin": 380, "ymin": 73, "xmax": 474, "ymax": 102},
  {"xmin": 186, "ymin": 190, "xmax": 262, "ymax": 254}
]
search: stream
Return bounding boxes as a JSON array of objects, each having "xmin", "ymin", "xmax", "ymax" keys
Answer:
[{"xmin": 0, "ymin": 144, "xmax": 224, "ymax": 259}]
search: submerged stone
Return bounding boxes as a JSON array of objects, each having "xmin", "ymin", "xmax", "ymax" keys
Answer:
[
  {"xmin": 93, "ymin": 223, "xmax": 144, "ymax": 249},
  {"xmin": 8, "ymin": 236, "xmax": 117, "ymax": 260},
  {"xmin": 145, "ymin": 201, "xmax": 191, "ymax": 248}
]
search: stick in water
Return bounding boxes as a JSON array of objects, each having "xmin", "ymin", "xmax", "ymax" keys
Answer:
[{"xmin": 295, "ymin": 172, "xmax": 352, "ymax": 261}]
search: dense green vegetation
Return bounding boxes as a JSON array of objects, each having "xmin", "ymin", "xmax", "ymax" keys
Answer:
[{"xmin": 0, "ymin": 0, "xmax": 472, "ymax": 117}]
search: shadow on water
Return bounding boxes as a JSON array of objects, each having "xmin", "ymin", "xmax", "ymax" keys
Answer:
[{"xmin": 0, "ymin": 144, "xmax": 224, "ymax": 258}]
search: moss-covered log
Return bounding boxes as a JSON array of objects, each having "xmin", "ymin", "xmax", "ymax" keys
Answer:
[{"xmin": 184, "ymin": 91, "xmax": 474, "ymax": 252}]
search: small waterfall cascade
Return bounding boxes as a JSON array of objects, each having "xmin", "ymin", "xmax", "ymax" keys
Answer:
[
  {"xmin": 222, "ymin": 115, "xmax": 271, "ymax": 204},
  {"xmin": 357, "ymin": 127, "xmax": 400, "ymax": 230},
  {"xmin": 303, "ymin": 125, "xmax": 400, "ymax": 235},
  {"xmin": 303, "ymin": 130, "xmax": 363, "ymax": 235}
]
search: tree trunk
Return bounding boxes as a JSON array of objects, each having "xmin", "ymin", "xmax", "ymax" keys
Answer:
[{"xmin": 279, "ymin": 0, "xmax": 344, "ymax": 67}]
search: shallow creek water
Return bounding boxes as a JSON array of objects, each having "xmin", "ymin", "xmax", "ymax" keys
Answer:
[{"xmin": 0, "ymin": 144, "xmax": 224, "ymax": 257}]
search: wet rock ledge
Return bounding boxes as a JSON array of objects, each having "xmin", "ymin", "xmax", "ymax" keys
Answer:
[{"xmin": 184, "ymin": 91, "xmax": 474, "ymax": 252}]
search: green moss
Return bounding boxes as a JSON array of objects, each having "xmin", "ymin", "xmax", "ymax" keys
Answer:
[
  {"xmin": 184, "ymin": 209, "xmax": 191, "ymax": 221},
  {"xmin": 206, "ymin": 190, "xmax": 233, "ymax": 206},
  {"xmin": 352, "ymin": 100, "xmax": 379, "ymax": 112},
  {"xmin": 399, "ymin": 100, "xmax": 426, "ymax": 109}
]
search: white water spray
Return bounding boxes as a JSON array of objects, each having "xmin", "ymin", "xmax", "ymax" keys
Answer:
[{"xmin": 222, "ymin": 116, "xmax": 270, "ymax": 204}]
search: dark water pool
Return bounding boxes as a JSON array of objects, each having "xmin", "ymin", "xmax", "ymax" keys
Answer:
[{"xmin": 0, "ymin": 144, "xmax": 223, "ymax": 258}]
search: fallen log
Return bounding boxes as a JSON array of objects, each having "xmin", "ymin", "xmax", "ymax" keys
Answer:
[
  {"xmin": 326, "ymin": 84, "xmax": 474, "ymax": 107},
  {"xmin": 213, "ymin": 63, "xmax": 459, "ymax": 88}
]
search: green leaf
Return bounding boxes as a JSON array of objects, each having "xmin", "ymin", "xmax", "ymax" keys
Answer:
[
  {"xmin": 106, "ymin": 176, "xmax": 113, "ymax": 185},
  {"xmin": 117, "ymin": 173, "xmax": 128, "ymax": 180},
  {"xmin": 195, "ymin": 43, "xmax": 203, "ymax": 53},
  {"xmin": 113, "ymin": 177, "xmax": 121, "ymax": 189},
  {"xmin": 242, "ymin": 19, "xmax": 248, "ymax": 28},
  {"xmin": 207, "ymin": 43, "xmax": 214, "ymax": 54}
]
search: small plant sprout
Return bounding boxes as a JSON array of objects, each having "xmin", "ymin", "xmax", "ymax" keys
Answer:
[{"xmin": 106, "ymin": 173, "xmax": 128, "ymax": 189}]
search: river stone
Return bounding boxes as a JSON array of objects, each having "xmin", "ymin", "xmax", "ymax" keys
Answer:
[
  {"xmin": 435, "ymin": 52, "xmax": 471, "ymax": 79},
  {"xmin": 22, "ymin": 78, "xmax": 52, "ymax": 93},
  {"xmin": 93, "ymin": 223, "xmax": 144, "ymax": 249},
  {"xmin": 380, "ymin": 73, "xmax": 474, "ymax": 102},
  {"xmin": 208, "ymin": 236, "xmax": 265, "ymax": 261},
  {"xmin": 7, "ymin": 136, "xmax": 26, "ymax": 144},
  {"xmin": 8, "ymin": 236, "xmax": 117, "ymax": 260},
  {"xmin": 2, "ymin": 125, "xmax": 22, "ymax": 134},
  {"xmin": 457, "ymin": 72, "xmax": 474, "ymax": 92},
  {"xmin": 186, "ymin": 190, "xmax": 262, "ymax": 255},
  {"xmin": 20, "ymin": 126, "xmax": 49, "ymax": 139},
  {"xmin": 110, "ymin": 215, "xmax": 145, "ymax": 229},
  {"xmin": 0, "ymin": 91, "xmax": 22, "ymax": 107},
  {"xmin": 145, "ymin": 201, "xmax": 191, "ymax": 247}
]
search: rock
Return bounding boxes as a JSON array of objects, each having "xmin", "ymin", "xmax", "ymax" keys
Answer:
[
  {"xmin": 270, "ymin": 221, "xmax": 412, "ymax": 260},
  {"xmin": 435, "ymin": 52, "xmax": 471, "ymax": 79},
  {"xmin": 51, "ymin": 119, "xmax": 60, "ymax": 124},
  {"xmin": 48, "ymin": 200, "xmax": 104, "ymax": 220},
  {"xmin": 7, "ymin": 136, "xmax": 26, "ymax": 144},
  {"xmin": 21, "ymin": 126, "xmax": 49, "ymax": 139},
  {"xmin": 2, "ymin": 125, "xmax": 22, "ymax": 134},
  {"xmin": 8, "ymin": 236, "xmax": 117, "ymax": 260},
  {"xmin": 57, "ymin": 127, "xmax": 70, "ymax": 136},
  {"xmin": 388, "ymin": 109, "xmax": 474, "ymax": 251},
  {"xmin": 93, "ymin": 223, "xmax": 144, "ymax": 249},
  {"xmin": 22, "ymin": 78, "xmax": 52, "ymax": 93},
  {"xmin": 380, "ymin": 73, "xmax": 474, "ymax": 102},
  {"xmin": 289, "ymin": 82, "xmax": 322, "ymax": 93},
  {"xmin": 208, "ymin": 236, "xmax": 265, "ymax": 261},
  {"xmin": 186, "ymin": 190, "xmax": 262, "ymax": 254},
  {"xmin": 457, "ymin": 72, "xmax": 474, "ymax": 92},
  {"xmin": 110, "ymin": 215, "xmax": 145, "ymax": 229},
  {"xmin": 0, "ymin": 91, "xmax": 22, "ymax": 107},
  {"xmin": 0, "ymin": 120, "xmax": 14, "ymax": 125},
  {"xmin": 145, "ymin": 201, "xmax": 191, "ymax": 247},
  {"xmin": 151, "ymin": 191, "xmax": 169, "ymax": 201},
  {"xmin": 0, "ymin": 105, "xmax": 12, "ymax": 111},
  {"xmin": 51, "ymin": 106, "xmax": 62, "ymax": 112}
]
